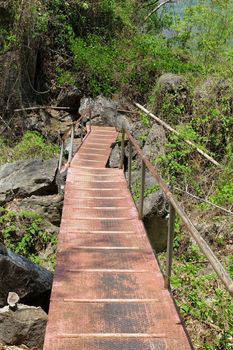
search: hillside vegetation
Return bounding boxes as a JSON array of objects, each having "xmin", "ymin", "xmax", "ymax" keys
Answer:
[{"xmin": 0, "ymin": 1, "xmax": 232, "ymax": 349}]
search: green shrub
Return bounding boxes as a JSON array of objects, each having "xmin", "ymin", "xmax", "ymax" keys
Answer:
[
  {"xmin": 0, "ymin": 207, "xmax": 57, "ymax": 268},
  {"xmin": 0, "ymin": 131, "xmax": 60, "ymax": 165},
  {"xmin": 68, "ymin": 30, "xmax": 197, "ymax": 97}
]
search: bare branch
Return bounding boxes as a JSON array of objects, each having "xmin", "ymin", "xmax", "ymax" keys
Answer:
[
  {"xmin": 144, "ymin": 0, "xmax": 173, "ymax": 21},
  {"xmin": 174, "ymin": 186, "xmax": 233, "ymax": 215},
  {"xmin": 14, "ymin": 106, "xmax": 73, "ymax": 112}
]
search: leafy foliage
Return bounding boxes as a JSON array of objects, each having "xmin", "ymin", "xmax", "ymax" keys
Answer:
[
  {"xmin": 158, "ymin": 221, "xmax": 233, "ymax": 350},
  {"xmin": 171, "ymin": 0, "xmax": 233, "ymax": 75},
  {"xmin": 0, "ymin": 131, "xmax": 59, "ymax": 165},
  {"xmin": 0, "ymin": 207, "xmax": 57, "ymax": 268}
]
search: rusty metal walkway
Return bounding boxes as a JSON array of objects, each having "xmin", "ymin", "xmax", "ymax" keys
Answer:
[{"xmin": 43, "ymin": 126, "xmax": 192, "ymax": 350}]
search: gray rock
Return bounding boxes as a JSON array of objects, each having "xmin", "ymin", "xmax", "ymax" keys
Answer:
[
  {"xmin": 114, "ymin": 113, "xmax": 132, "ymax": 131},
  {"xmin": 143, "ymin": 190, "xmax": 168, "ymax": 218},
  {"xmin": 194, "ymin": 78, "xmax": 216, "ymax": 101},
  {"xmin": 194, "ymin": 78, "xmax": 233, "ymax": 114},
  {"xmin": 109, "ymin": 144, "xmax": 121, "ymax": 168},
  {"xmin": 0, "ymin": 159, "xmax": 59, "ymax": 202},
  {"xmin": 130, "ymin": 171, "xmax": 156, "ymax": 192},
  {"xmin": 26, "ymin": 109, "xmax": 50, "ymax": 134},
  {"xmin": 0, "ymin": 304, "xmax": 47, "ymax": 349},
  {"xmin": 79, "ymin": 96, "xmax": 134, "ymax": 131},
  {"xmin": 149, "ymin": 73, "xmax": 191, "ymax": 123},
  {"xmin": 0, "ymin": 249, "xmax": 53, "ymax": 310},
  {"xmin": 0, "ymin": 243, "xmax": 7, "ymax": 256},
  {"xmin": 143, "ymin": 123, "xmax": 167, "ymax": 162},
  {"xmin": 57, "ymin": 87, "xmax": 82, "ymax": 109},
  {"xmin": 0, "ymin": 0, "xmax": 13, "ymax": 27},
  {"xmin": 157, "ymin": 73, "xmax": 187, "ymax": 92},
  {"xmin": 79, "ymin": 96, "xmax": 119, "ymax": 126},
  {"xmin": 143, "ymin": 191, "xmax": 169, "ymax": 253},
  {"xmin": 19, "ymin": 194, "xmax": 63, "ymax": 226},
  {"xmin": 7, "ymin": 292, "xmax": 19, "ymax": 310},
  {"xmin": 0, "ymin": 193, "xmax": 6, "ymax": 206}
]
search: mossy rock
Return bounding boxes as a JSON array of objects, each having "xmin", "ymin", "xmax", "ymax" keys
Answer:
[{"xmin": 148, "ymin": 73, "xmax": 192, "ymax": 124}]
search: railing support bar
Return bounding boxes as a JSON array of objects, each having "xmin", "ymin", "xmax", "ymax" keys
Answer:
[
  {"xmin": 81, "ymin": 119, "xmax": 84, "ymax": 142},
  {"xmin": 119, "ymin": 129, "xmax": 125, "ymax": 169},
  {"xmin": 125, "ymin": 128, "xmax": 233, "ymax": 297},
  {"xmin": 58, "ymin": 140, "xmax": 64, "ymax": 171},
  {"xmin": 68, "ymin": 124, "xmax": 74, "ymax": 164},
  {"xmin": 128, "ymin": 141, "xmax": 132, "ymax": 189},
  {"xmin": 165, "ymin": 203, "xmax": 176, "ymax": 289},
  {"xmin": 138, "ymin": 160, "xmax": 146, "ymax": 220},
  {"xmin": 89, "ymin": 110, "xmax": 92, "ymax": 132}
]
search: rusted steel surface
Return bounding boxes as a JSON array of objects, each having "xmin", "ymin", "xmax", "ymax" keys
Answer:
[{"xmin": 43, "ymin": 126, "xmax": 192, "ymax": 350}]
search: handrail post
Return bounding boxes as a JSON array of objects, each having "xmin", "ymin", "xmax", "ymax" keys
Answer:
[
  {"xmin": 81, "ymin": 119, "xmax": 84, "ymax": 142},
  {"xmin": 68, "ymin": 124, "xmax": 74, "ymax": 164},
  {"xmin": 128, "ymin": 141, "xmax": 132, "ymax": 189},
  {"xmin": 119, "ymin": 129, "xmax": 125, "ymax": 169},
  {"xmin": 138, "ymin": 160, "xmax": 146, "ymax": 220},
  {"xmin": 165, "ymin": 203, "xmax": 176, "ymax": 289},
  {"xmin": 89, "ymin": 109, "xmax": 92, "ymax": 132},
  {"xmin": 58, "ymin": 140, "xmax": 64, "ymax": 171}
]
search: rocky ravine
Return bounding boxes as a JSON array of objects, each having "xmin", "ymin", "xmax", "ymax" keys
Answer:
[
  {"xmin": 0, "ymin": 158, "xmax": 63, "ymax": 348},
  {"xmin": 0, "ymin": 92, "xmax": 170, "ymax": 348}
]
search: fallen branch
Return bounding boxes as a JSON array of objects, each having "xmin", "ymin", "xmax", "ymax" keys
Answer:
[
  {"xmin": 117, "ymin": 109, "xmax": 139, "ymax": 114},
  {"xmin": 135, "ymin": 103, "xmax": 221, "ymax": 167},
  {"xmin": 14, "ymin": 106, "xmax": 73, "ymax": 112}
]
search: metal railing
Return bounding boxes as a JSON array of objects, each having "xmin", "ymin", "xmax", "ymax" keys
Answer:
[
  {"xmin": 120, "ymin": 128, "xmax": 233, "ymax": 297},
  {"xmin": 58, "ymin": 110, "xmax": 92, "ymax": 171}
]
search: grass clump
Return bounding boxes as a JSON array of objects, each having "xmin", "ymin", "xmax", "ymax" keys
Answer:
[
  {"xmin": 0, "ymin": 131, "xmax": 60, "ymax": 165},
  {"xmin": 0, "ymin": 207, "xmax": 57, "ymax": 269},
  {"xmin": 158, "ymin": 223, "xmax": 233, "ymax": 350}
]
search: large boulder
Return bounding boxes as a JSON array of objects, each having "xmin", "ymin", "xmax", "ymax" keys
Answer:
[
  {"xmin": 0, "ymin": 304, "xmax": 47, "ymax": 349},
  {"xmin": 79, "ymin": 96, "xmax": 118, "ymax": 126},
  {"xmin": 108, "ymin": 144, "xmax": 121, "ymax": 168},
  {"xmin": 142, "ymin": 123, "xmax": 167, "ymax": 162},
  {"xmin": 0, "ymin": 159, "xmax": 59, "ymax": 202},
  {"xmin": 0, "ymin": 0, "xmax": 13, "ymax": 27},
  {"xmin": 79, "ymin": 95, "xmax": 134, "ymax": 131},
  {"xmin": 0, "ymin": 249, "xmax": 53, "ymax": 310},
  {"xmin": 194, "ymin": 77, "xmax": 233, "ymax": 114},
  {"xmin": 19, "ymin": 194, "xmax": 63, "ymax": 226},
  {"xmin": 56, "ymin": 87, "xmax": 82, "ymax": 110},
  {"xmin": 149, "ymin": 73, "xmax": 191, "ymax": 123},
  {"xmin": 157, "ymin": 73, "xmax": 187, "ymax": 92},
  {"xmin": 143, "ymin": 190, "xmax": 169, "ymax": 253}
]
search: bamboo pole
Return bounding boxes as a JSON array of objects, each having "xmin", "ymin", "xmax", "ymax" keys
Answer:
[
  {"xmin": 125, "ymin": 129, "xmax": 233, "ymax": 297},
  {"xmin": 135, "ymin": 103, "xmax": 221, "ymax": 167}
]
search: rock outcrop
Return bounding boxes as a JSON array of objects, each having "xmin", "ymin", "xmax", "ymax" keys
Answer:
[
  {"xmin": 0, "ymin": 304, "xmax": 47, "ymax": 349},
  {"xmin": 149, "ymin": 73, "xmax": 191, "ymax": 123},
  {"xmin": 0, "ymin": 159, "xmax": 59, "ymax": 201},
  {"xmin": 0, "ymin": 158, "xmax": 63, "ymax": 227},
  {"xmin": 19, "ymin": 194, "xmax": 63, "ymax": 226},
  {"xmin": 143, "ymin": 123, "xmax": 167, "ymax": 162},
  {"xmin": 143, "ymin": 190, "xmax": 169, "ymax": 252},
  {"xmin": 56, "ymin": 87, "xmax": 82, "ymax": 110},
  {"xmin": 0, "ymin": 249, "xmax": 53, "ymax": 310}
]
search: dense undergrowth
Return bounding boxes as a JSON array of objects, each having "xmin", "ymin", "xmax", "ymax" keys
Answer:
[
  {"xmin": 158, "ymin": 216, "xmax": 233, "ymax": 350},
  {"xmin": 0, "ymin": 131, "xmax": 59, "ymax": 165},
  {"xmin": 0, "ymin": 207, "xmax": 57, "ymax": 269},
  {"xmin": 1, "ymin": 1, "xmax": 233, "ymax": 349}
]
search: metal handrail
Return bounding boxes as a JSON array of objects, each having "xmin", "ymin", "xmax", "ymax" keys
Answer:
[
  {"xmin": 120, "ymin": 128, "xmax": 233, "ymax": 297},
  {"xmin": 58, "ymin": 110, "xmax": 92, "ymax": 171}
]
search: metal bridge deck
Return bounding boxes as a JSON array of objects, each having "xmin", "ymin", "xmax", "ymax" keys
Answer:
[{"xmin": 43, "ymin": 126, "xmax": 192, "ymax": 350}]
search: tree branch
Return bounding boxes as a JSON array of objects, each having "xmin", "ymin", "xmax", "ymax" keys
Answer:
[{"xmin": 144, "ymin": 0, "xmax": 173, "ymax": 21}]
